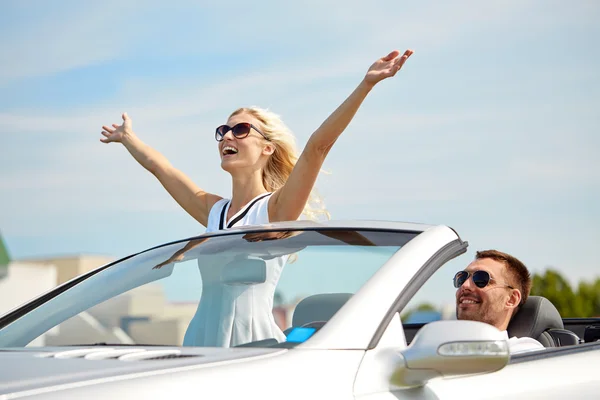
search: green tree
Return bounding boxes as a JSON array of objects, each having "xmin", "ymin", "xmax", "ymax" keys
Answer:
[
  {"xmin": 531, "ymin": 269, "xmax": 600, "ymax": 318},
  {"xmin": 574, "ymin": 279, "xmax": 600, "ymax": 317},
  {"xmin": 531, "ymin": 269, "xmax": 577, "ymax": 316},
  {"xmin": 0, "ymin": 231, "xmax": 10, "ymax": 279}
]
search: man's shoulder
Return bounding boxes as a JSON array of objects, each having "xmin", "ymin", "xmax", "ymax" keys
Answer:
[{"xmin": 504, "ymin": 331, "xmax": 545, "ymax": 354}]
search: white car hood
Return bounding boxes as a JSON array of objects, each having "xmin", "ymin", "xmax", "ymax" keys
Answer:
[{"xmin": 0, "ymin": 345, "xmax": 283, "ymax": 396}]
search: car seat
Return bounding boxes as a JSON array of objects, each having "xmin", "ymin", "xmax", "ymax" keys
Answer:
[
  {"xmin": 284, "ymin": 293, "xmax": 353, "ymax": 335},
  {"xmin": 507, "ymin": 296, "xmax": 581, "ymax": 347}
]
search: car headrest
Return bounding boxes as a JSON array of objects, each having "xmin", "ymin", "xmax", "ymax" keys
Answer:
[
  {"xmin": 507, "ymin": 296, "xmax": 564, "ymax": 339},
  {"xmin": 292, "ymin": 293, "xmax": 353, "ymax": 327}
]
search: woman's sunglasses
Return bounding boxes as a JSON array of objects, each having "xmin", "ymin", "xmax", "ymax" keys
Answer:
[
  {"xmin": 453, "ymin": 270, "xmax": 514, "ymax": 289},
  {"xmin": 215, "ymin": 122, "xmax": 270, "ymax": 142}
]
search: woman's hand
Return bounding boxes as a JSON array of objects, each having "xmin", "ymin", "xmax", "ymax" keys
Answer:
[
  {"xmin": 364, "ymin": 49, "xmax": 414, "ymax": 87},
  {"xmin": 101, "ymin": 112, "xmax": 134, "ymax": 144},
  {"xmin": 153, "ymin": 253, "xmax": 185, "ymax": 270}
]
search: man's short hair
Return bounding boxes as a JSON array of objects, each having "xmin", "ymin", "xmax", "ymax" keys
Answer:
[{"xmin": 475, "ymin": 249, "xmax": 532, "ymax": 306}]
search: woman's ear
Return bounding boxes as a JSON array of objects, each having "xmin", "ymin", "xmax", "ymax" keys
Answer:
[{"xmin": 262, "ymin": 142, "xmax": 275, "ymax": 156}]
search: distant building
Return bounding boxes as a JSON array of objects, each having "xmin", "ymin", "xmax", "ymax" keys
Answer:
[
  {"xmin": 17, "ymin": 254, "xmax": 116, "ymax": 286},
  {"xmin": 0, "ymin": 252, "xmax": 115, "ymax": 314},
  {"xmin": 0, "ymin": 235, "xmax": 126, "ymax": 346},
  {"xmin": 0, "ymin": 232, "xmax": 63, "ymax": 320}
]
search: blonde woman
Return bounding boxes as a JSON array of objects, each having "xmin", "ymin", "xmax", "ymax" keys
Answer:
[{"xmin": 100, "ymin": 49, "xmax": 414, "ymax": 347}]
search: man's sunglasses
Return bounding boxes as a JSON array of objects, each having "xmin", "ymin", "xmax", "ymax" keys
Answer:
[
  {"xmin": 453, "ymin": 270, "xmax": 514, "ymax": 289},
  {"xmin": 215, "ymin": 122, "xmax": 270, "ymax": 142}
]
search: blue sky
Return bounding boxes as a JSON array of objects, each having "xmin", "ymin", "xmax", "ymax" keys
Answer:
[{"xmin": 1, "ymin": 0, "xmax": 599, "ymax": 289}]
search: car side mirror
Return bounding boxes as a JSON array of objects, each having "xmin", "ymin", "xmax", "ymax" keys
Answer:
[{"xmin": 391, "ymin": 320, "xmax": 510, "ymax": 388}]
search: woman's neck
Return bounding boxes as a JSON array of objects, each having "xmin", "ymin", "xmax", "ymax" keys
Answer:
[{"xmin": 228, "ymin": 169, "xmax": 269, "ymax": 217}]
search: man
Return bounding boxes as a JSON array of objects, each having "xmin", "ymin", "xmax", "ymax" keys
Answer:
[{"xmin": 454, "ymin": 249, "xmax": 544, "ymax": 354}]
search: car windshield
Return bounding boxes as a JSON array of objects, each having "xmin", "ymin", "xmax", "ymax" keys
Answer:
[{"xmin": 0, "ymin": 227, "xmax": 419, "ymax": 348}]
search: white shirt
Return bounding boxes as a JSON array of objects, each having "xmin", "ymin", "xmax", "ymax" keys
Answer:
[
  {"xmin": 206, "ymin": 192, "xmax": 272, "ymax": 231},
  {"xmin": 183, "ymin": 193, "xmax": 289, "ymax": 347},
  {"xmin": 501, "ymin": 330, "xmax": 545, "ymax": 354}
]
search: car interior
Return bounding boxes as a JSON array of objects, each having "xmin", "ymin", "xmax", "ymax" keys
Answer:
[
  {"xmin": 235, "ymin": 293, "xmax": 353, "ymax": 348},
  {"xmin": 403, "ymin": 295, "xmax": 600, "ymax": 347},
  {"xmin": 506, "ymin": 296, "xmax": 580, "ymax": 347},
  {"xmin": 232, "ymin": 289, "xmax": 600, "ymax": 350},
  {"xmin": 269, "ymin": 293, "xmax": 600, "ymax": 349},
  {"xmin": 282, "ymin": 293, "xmax": 354, "ymax": 335}
]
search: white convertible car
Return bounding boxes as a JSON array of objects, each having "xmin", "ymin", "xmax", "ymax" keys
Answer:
[{"xmin": 0, "ymin": 220, "xmax": 598, "ymax": 399}]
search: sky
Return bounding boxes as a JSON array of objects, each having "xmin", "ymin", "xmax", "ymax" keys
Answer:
[{"xmin": 1, "ymin": 0, "xmax": 599, "ymax": 291}]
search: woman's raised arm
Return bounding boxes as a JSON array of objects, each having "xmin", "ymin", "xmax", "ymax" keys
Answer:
[
  {"xmin": 100, "ymin": 113, "xmax": 222, "ymax": 226},
  {"xmin": 269, "ymin": 49, "xmax": 413, "ymax": 222}
]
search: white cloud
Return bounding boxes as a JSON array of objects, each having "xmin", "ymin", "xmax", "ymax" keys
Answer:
[
  {"xmin": 0, "ymin": 1, "xmax": 156, "ymax": 86},
  {"xmin": 0, "ymin": 55, "xmax": 365, "ymax": 134},
  {"xmin": 510, "ymin": 159, "xmax": 600, "ymax": 184},
  {"xmin": 2, "ymin": 0, "xmax": 578, "ymax": 86}
]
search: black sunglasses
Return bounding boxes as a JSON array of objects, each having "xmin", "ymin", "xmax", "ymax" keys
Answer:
[
  {"xmin": 215, "ymin": 122, "xmax": 270, "ymax": 142},
  {"xmin": 453, "ymin": 270, "xmax": 514, "ymax": 289}
]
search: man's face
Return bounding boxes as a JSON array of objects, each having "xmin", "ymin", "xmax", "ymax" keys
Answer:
[{"xmin": 455, "ymin": 258, "xmax": 516, "ymax": 329}]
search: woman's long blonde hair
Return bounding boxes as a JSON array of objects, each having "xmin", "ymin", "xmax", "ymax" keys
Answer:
[{"xmin": 229, "ymin": 106, "xmax": 330, "ymax": 221}]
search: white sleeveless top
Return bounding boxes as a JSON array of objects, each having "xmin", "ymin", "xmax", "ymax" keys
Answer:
[
  {"xmin": 207, "ymin": 192, "xmax": 273, "ymax": 231},
  {"xmin": 183, "ymin": 193, "xmax": 288, "ymax": 347}
]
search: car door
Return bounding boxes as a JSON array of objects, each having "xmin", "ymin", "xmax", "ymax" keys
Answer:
[{"xmin": 423, "ymin": 343, "xmax": 600, "ymax": 399}]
